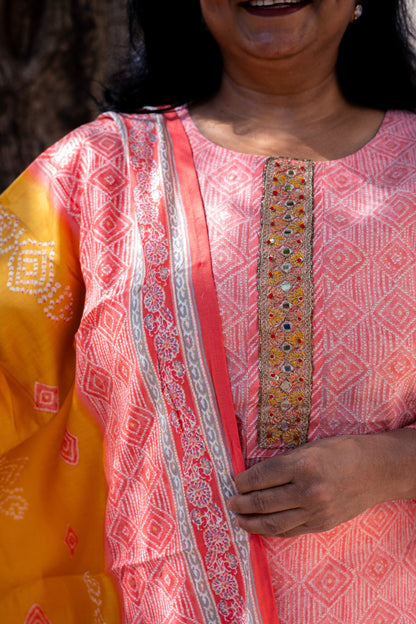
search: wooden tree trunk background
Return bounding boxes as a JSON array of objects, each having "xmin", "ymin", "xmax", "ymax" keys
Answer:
[{"xmin": 0, "ymin": 0, "xmax": 128, "ymax": 191}]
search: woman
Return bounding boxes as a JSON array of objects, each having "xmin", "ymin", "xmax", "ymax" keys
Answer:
[{"xmin": 1, "ymin": 0, "xmax": 416, "ymax": 622}]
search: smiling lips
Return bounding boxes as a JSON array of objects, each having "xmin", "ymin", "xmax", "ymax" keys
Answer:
[{"xmin": 241, "ymin": 0, "xmax": 312, "ymax": 16}]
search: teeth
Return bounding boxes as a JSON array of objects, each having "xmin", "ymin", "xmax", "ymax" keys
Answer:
[{"xmin": 248, "ymin": 0, "xmax": 303, "ymax": 6}]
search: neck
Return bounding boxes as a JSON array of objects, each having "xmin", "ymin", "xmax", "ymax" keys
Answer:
[
  {"xmin": 190, "ymin": 69, "xmax": 384, "ymax": 161},
  {"xmin": 205, "ymin": 68, "xmax": 350, "ymax": 131}
]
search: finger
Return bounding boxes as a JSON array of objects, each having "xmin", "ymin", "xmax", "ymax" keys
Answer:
[
  {"xmin": 235, "ymin": 454, "xmax": 296, "ymax": 493},
  {"xmin": 235, "ymin": 508, "xmax": 306, "ymax": 537},
  {"xmin": 228, "ymin": 483, "xmax": 300, "ymax": 515}
]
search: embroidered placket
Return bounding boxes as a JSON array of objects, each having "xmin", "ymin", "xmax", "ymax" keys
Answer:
[{"xmin": 258, "ymin": 158, "xmax": 314, "ymax": 449}]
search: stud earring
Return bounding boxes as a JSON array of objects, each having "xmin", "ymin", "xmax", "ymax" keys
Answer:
[{"xmin": 353, "ymin": 3, "xmax": 363, "ymax": 20}]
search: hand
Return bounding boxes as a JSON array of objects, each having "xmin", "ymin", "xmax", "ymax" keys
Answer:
[{"xmin": 227, "ymin": 430, "xmax": 416, "ymax": 537}]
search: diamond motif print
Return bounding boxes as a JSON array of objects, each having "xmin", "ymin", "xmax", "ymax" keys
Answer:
[
  {"xmin": 88, "ymin": 163, "xmax": 126, "ymax": 195},
  {"xmin": 149, "ymin": 558, "xmax": 183, "ymax": 601},
  {"xmin": 98, "ymin": 300, "xmax": 125, "ymax": 343},
  {"xmin": 83, "ymin": 362, "xmax": 113, "ymax": 402},
  {"xmin": 375, "ymin": 162, "xmax": 413, "ymax": 187},
  {"xmin": 120, "ymin": 405, "xmax": 154, "ymax": 449},
  {"xmin": 374, "ymin": 289, "xmax": 416, "ymax": 334},
  {"xmin": 205, "ymin": 159, "xmax": 253, "ymax": 196},
  {"xmin": 60, "ymin": 429, "xmax": 79, "ymax": 465},
  {"xmin": 323, "ymin": 347, "xmax": 368, "ymax": 393},
  {"xmin": 315, "ymin": 403, "xmax": 358, "ymax": 437},
  {"xmin": 322, "ymin": 206, "xmax": 362, "ymax": 232},
  {"xmin": 95, "ymin": 250, "xmax": 128, "ymax": 288},
  {"xmin": 325, "ymin": 292, "xmax": 362, "ymax": 333},
  {"xmin": 377, "ymin": 348, "xmax": 416, "ymax": 385},
  {"xmin": 324, "ymin": 237, "xmax": 366, "ymax": 284},
  {"xmin": 304, "ymin": 558, "xmax": 354, "ymax": 608},
  {"xmin": 92, "ymin": 134, "xmax": 122, "ymax": 158},
  {"xmin": 24, "ymin": 605, "xmax": 52, "ymax": 624},
  {"xmin": 359, "ymin": 503, "xmax": 398, "ymax": 540},
  {"xmin": 93, "ymin": 207, "xmax": 132, "ymax": 246},
  {"xmin": 64, "ymin": 525, "xmax": 79, "ymax": 557},
  {"xmin": 376, "ymin": 192, "xmax": 416, "ymax": 229},
  {"xmin": 320, "ymin": 163, "xmax": 363, "ymax": 198},
  {"xmin": 363, "ymin": 548, "xmax": 396, "ymax": 588},
  {"xmin": 109, "ymin": 512, "xmax": 138, "ymax": 549},
  {"xmin": 8, "ymin": 239, "xmax": 55, "ymax": 295},
  {"xmin": 34, "ymin": 382, "xmax": 59, "ymax": 413},
  {"xmin": 361, "ymin": 598, "xmax": 401, "ymax": 623},
  {"xmin": 120, "ymin": 568, "xmax": 141, "ymax": 603},
  {"xmin": 370, "ymin": 133, "xmax": 415, "ymax": 158},
  {"xmin": 374, "ymin": 238, "xmax": 416, "ymax": 275},
  {"xmin": 181, "ymin": 109, "xmax": 416, "ymax": 622},
  {"xmin": 142, "ymin": 506, "xmax": 175, "ymax": 553},
  {"xmin": 114, "ymin": 354, "xmax": 132, "ymax": 385}
]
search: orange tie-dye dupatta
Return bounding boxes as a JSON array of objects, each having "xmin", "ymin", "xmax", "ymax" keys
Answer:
[
  {"xmin": 0, "ymin": 112, "xmax": 278, "ymax": 624},
  {"xmin": 0, "ymin": 128, "xmax": 121, "ymax": 621}
]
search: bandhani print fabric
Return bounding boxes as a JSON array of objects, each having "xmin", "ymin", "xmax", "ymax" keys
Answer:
[
  {"xmin": 181, "ymin": 107, "xmax": 416, "ymax": 623},
  {"xmin": 0, "ymin": 107, "xmax": 416, "ymax": 624},
  {"xmin": 0, "ymin": 111, "xmax": 277, "ymax": 624}
]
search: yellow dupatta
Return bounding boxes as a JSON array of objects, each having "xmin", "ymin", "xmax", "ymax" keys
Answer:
[{"xmin": 0, "ymin": 160, "xmax": 120, "ymax": 621}]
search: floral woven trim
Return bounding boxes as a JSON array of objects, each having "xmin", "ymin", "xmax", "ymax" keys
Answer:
[{"xmin": 258, "ymin": 157, "xmax": 314, "ymax": 449}]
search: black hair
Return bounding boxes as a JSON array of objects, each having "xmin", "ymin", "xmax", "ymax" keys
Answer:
[
  {"xmin": 337, "ymin": 0, "xmax": 416, "ymax": 111},
  {"xmin": 104, "ymin": 0, "xmax": 416, "ymax": 113}
]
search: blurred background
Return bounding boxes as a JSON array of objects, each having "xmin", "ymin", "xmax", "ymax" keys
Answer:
[
  {"xmin": 0, "ymin": 0, "xmax": 127, "ymax": 191},
  {"xmin": 1, "ymin": 1, "xmax": 416, "ymax": 191}
]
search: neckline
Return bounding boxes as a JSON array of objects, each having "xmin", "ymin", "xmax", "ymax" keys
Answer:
[{"xmin": 180, "ymin": 105, "xmax": 391, "ymax": 166}]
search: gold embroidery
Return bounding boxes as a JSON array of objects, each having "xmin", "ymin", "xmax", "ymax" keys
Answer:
[{"xmin": 258, "ymin": 158, "xmax": 314, "ymax": 449}]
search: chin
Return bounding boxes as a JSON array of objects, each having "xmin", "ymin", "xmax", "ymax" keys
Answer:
[{"xmin": 237, "ymin": 32, "xmax": 311, "ymax": 61}]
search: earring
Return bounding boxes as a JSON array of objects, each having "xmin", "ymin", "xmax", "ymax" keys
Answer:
[{"xmin": 353, "ymin": 3, "xmax": 363, "ymax": 20}]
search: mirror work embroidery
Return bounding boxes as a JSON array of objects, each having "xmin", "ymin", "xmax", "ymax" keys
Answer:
[{"xmin": 258, "ymin": 158, "xmax": 314, "ymax": 449}]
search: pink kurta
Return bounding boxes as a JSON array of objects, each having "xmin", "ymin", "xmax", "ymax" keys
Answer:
[
  {"xmin": 181, "ymin": 107, "xmax": 416, "ymax": 623},
  {"xmin": 1, "ymin": 106, "xmax": 415, "ymax": 624}
]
